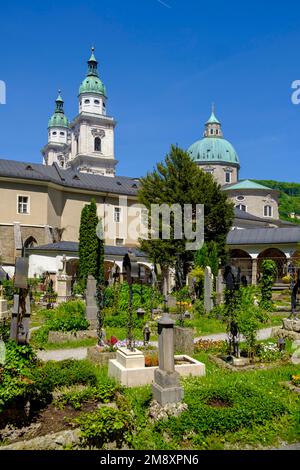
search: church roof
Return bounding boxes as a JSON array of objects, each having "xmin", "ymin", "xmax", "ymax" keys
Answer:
[
  {"xmin": 79, "ymin": 48, "xmax": 106, "ymax": 96},
  {"xmin": 224, "ymin": 179, "xmax": 272, "ymax": 191},
  {"xmin": 188, "ymin": 137, "xmax": 240, "ymax": 166},
  {"xmin": 48, "ymin": 91, "xmax": 69, "ymax": 129},
  {"xmin": 227, "ymin": 226, "xmax": 300, "ymax": 245},
  {"xmin": 27, "ymin": 241, "xmax": 146, "ymax": 258},
  {"xmin": 188, "ymin": 108, "xmax": 240, "ymax": 166},
  {"xmin": 206, "ymin": 110, "xmax": 220, "ymax": 125},
  {"xmin": 0, "ymin": 158, "xmax": 139, "ymax": 196}
]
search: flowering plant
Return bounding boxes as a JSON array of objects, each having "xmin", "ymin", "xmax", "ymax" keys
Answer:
[{"xmin": 291, "ymin": 374, "xmax": 300, "ymax": 386}]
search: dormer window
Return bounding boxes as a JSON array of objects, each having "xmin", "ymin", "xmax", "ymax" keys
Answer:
[
  {"xmin": 236, "ymin": 204, "xmax": 247, "ymax": 212},
  {"xmin": 264, "ymin": 205, "xmax": 273, "ymax": 217},
  {"xmin": 94, "ymin": 137, "xmax": 101, "ymax": 152}
]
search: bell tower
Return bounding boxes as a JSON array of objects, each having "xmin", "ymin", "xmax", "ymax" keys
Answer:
[
  {"xmin": 68, "ymin": 48, "xmax": 117, "ymax": 176},
  {"xmin": 41, "ymin": 91, "xmax": 70, "ymax": 168}
]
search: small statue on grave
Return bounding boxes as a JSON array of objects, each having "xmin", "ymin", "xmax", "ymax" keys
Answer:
[
  {"xmin": 143, "ymin": 323, "xmax": 151, "ymax": 347},
  {"xmin": 0, "ymin": 284, "xmax": 4, "ymax": 300}
]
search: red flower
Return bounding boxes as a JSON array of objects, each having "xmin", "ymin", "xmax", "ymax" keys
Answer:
[{"xmin": 109, "ymin": 336, "xmax": 118, "ymax": 345}]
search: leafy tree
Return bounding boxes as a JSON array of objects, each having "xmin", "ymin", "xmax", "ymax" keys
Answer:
[
  {"xmin": 138, "ymin": 146, "xmax": 234, "ymax": 288},
  {"xmin": 195, "ymin": 241, "xmax": 219, "ymax": 278}
]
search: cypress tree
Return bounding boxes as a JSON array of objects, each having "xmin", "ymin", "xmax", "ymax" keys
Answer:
[
  {"xmin": 78, "ymin": 204, "xmax": 89, "ymax": 287},
  {"xmin": 78, "ymin": 199, "xmax": 105, "ymax": 288}
]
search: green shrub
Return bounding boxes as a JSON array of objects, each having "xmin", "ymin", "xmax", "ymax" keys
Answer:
[
  {"xmin": 76, "ymin": 407, "xmax": 133, "ymax": 448},
  {"xmin": 0, "ymin": 342, "xmax": 38, "ymax": 411},
  {"xmin": 2, "ymin": 279, "xmax": 15, "ymax": 300},
  {"xmin": 260, "ymin": 260, "xmax": 277, "ymax": 311},
  {"xmin": 104, "ymin": 282, "xmax": 163, "ymax": 314},
  {"xmin": 103, "ymin": 312, "xmax": 144, "ymax": 329},
  {"xmin": 31, "ymin": 300, "xmax": 89, "ymax": 348},
  {"xmin": 29, "ymin": 359, "xmax": 98, "ymax": 396},
  {"xmin": 53, "ymin": 381, "xmax": 119, "ymax": 410},
  {"xmin": 192, "ymin": 299, "xmax": 205, "ymax": 317}
]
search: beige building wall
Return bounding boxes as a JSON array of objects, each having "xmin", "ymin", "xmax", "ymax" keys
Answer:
[
  {"xmin": 0, "ymin": 181, "xmax": 48, "ymax": 225},
  {"xmin": 227, "ymin": 189, "xmax": 279, "ymax": 220},
  {"xmin": 60, "ymin": 191, "xmax": 141, "ymax": 246},
  {"xmin": 197, "ymin": 163, "xmax": 239, "ymax": 187}
]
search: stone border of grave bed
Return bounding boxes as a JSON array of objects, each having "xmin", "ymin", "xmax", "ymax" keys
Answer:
[
  {"xmin": 208, "ymin": 354, "xmax": 290, "ymax": 372},
  {"xmin": 47, "ymin": 329, "xmax": 97, "ymax": 344},
  {"xmin": 280, "ymin": 381, "xmax": 300, "ymax": 394}
]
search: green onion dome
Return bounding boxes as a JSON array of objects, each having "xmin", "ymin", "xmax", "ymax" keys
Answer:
[
  {"xmin": 48, "ymin": 91, "xmax": 69, "ymax": 128},
  {"xmin": 79, "ymin": 47, "xmax": 106, "ymax": 97}
]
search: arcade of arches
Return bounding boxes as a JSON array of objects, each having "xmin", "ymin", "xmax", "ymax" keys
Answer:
[{"xmin": 229, "ymin": 248, "xmax": 300, "ymax": 285}]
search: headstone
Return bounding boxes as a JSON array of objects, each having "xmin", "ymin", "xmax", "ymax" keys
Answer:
[
  {"xmin": 216, "ymin": 269, "xmax": 224, "ymax": 306},
  {"xmin": 85, "ymin": 275, "xmax": 98, "ymax": 328},
  {"xmin": 174, "ymin": 326, "xmax": 194, "ymax": 355},
  {"xmin": 0, "ymin": 286, "xmax": 9, "ymax": 320},
  {"xmin": 56, "ymin": 273, "xmax": 72, "ymax": 303},
  {"xmin": 204, "ymin": 266, "xmax": 214, "ymax": 313},
  {"xmin": 152, "ymin": 312, "xmax": 184, "ymax": 405}
]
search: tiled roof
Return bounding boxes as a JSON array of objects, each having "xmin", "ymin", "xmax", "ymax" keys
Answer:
[
  {"xmin": 0, "ymin": 158, "xmax": 139, "ymax": 196},
  {"xmin": 227, "ymin": 227, "xmax": 300, "ymax": 245},
  {"xmin": 28, "ymin": 241, "xmax": 145, "ymax": 257}
]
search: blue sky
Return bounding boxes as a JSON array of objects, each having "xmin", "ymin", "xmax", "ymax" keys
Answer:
[{"xmin": 1, "ymin": 0, "xmax": 300, "ymax": 181}]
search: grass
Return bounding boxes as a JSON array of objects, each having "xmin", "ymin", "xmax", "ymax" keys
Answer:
[
  {"xmin": 123, "ymin": 354, "xmax": 300, "ymax": 450},
  {"xmin": 182, "ymin": 317, "xmax": 226, "ymax": 336},
  {"xmin": 44, "ymin": 338, "xmax": 97, "ymax": 350}
]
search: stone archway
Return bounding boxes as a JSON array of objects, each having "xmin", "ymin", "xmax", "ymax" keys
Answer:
[
  {"xmin": 105, "ymin": 261, "xmax": 121, "ymax": 285},
  {"xmin": 229, "ymin": 249, "xmax": 252, "ymax": 285},
  {"xmin": 257, "ymin": 248, "xmax": 287, "ymax": 283},
  {"xmin": 24, "ymin": 236, "xmax": 37, "ymax": 249},
  {"xmin": 66, "ymin": 258, "xmax": 79, "ymax": 278},
  {"xmin": 291, "ymin": 250, "xmax": 300, "ymax": 269}
]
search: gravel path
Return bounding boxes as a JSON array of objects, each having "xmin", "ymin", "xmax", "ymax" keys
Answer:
[{"xmin": 36, "ymin": 327, "xmax": 274, "ymax": 362}]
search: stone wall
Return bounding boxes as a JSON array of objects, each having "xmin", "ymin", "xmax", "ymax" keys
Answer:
[{"xmin": 0, "ymin": 225, "xmax": 15, "ymax": 264}]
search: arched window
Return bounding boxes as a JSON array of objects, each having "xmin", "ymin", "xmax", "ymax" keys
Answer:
[
  {"xmin": 264, "ymin": 205, "xmax": 273, "ymax": 217},
  {"xmin": 24, "ymin": 236, "xmax": 37, "ymax": 249},
  {"xmin": 94, "ymin": 99, "xmax": 100, "ymax": 105},
  {"xmin": 84, "ymin": 99, "xmax": 90, "ymax": 104},
  {"xmin": 94, "ymin": 136, "xmax": 101, "ymax": 152}
]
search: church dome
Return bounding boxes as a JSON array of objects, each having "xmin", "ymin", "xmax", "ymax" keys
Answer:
[
  {"xmin": 79, "ymin": 75, "xmax": 106, "ymax": 96},
  {"xmin": 188, "ymin": 108, "xmax": 240, "ymax": 166},
  {"xmin": 48, "ymin": 92, "xmax": 69, "ymax": 129},
  {"xmin": 188, "ymin": 137, "xmax": 239, "ymax": 165},
  {"xmin": 78, "ymin": 48, "xmax": 106, "ymax": 97}
]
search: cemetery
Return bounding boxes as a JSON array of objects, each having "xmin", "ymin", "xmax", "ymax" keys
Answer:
[
  {"xmin": 0, "ymin": 241, "xmax": 300, "ymax": 450},
  {"xmin": 0, "ymin": 155, "xmax": 299, "ymax": 451}
]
